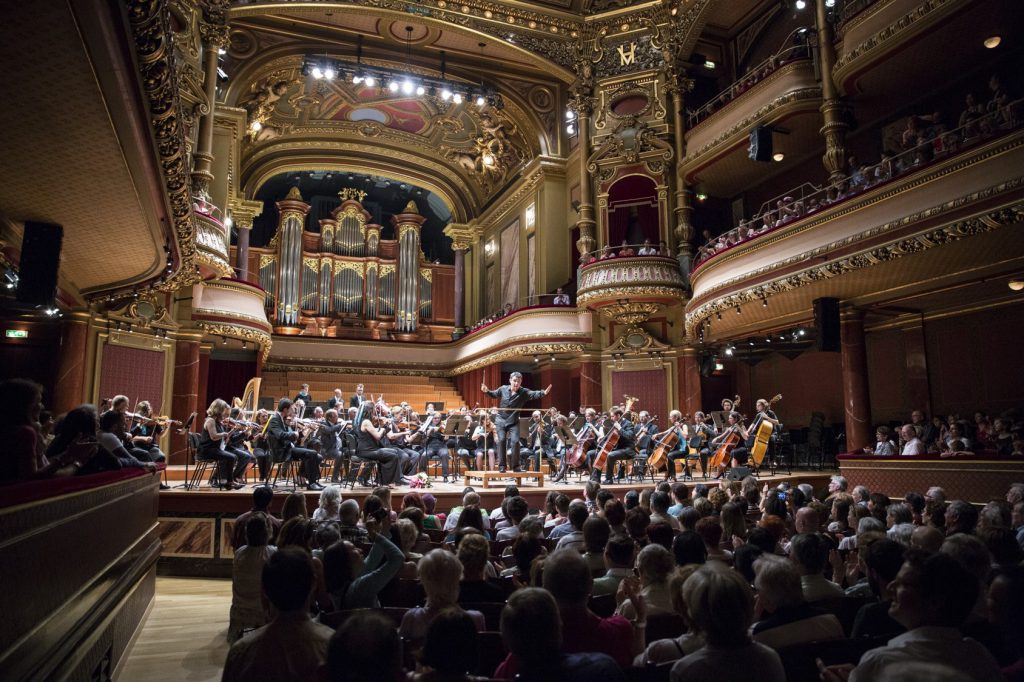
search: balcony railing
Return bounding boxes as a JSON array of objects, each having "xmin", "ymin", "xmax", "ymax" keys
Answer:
[
  {"xmin": 693, "ymin": 110, "xmax": 1024, "ymax": 270},
  {"xmin": 194, "ymin": 209, "xmax": 232, "ymax": 278}
]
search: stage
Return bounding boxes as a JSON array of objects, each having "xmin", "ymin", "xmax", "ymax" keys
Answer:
[{"xmin": 155, "ymin": 465, "xmax": 832, "ymax": 577}]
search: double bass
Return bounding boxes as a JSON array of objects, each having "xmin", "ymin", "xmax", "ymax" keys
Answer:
[
  {"xmin": 593, "ymin": 397, "xmax": 637, "ymax": 472},
  {"xmin": 749, "ymin": 394, "xmax": 783, "ymax": 467},
  {"xmin": 708, "ymin": 414, "xmax": 745, "ymax": 470}
]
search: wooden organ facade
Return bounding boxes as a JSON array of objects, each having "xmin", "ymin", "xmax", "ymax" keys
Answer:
[{"xmin": 251, "ymin": 187, "xmax": 455, "ymax": 340}]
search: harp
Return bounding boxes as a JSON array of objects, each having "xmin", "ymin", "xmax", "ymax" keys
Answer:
[{"xmin": 239, "ymin": 377, "xmax": 262, "ymax": 419}]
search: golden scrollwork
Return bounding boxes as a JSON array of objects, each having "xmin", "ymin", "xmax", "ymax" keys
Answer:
[
  {"xmin": 339, "ymin": 187, "xmax": 368, "ymax": 203},
  {"xmin": 259, "ymin": 254, "xmax": 275, "ymax": 268},
  {"xmin": 333, "ymin": 260, "xmax": 365, "ymax": 275},
  {"xmin": 302, "ymin": 257, "xmax": 319, "ymax": 271},
  {"xmin": 420, "ymin": 268, "xmax": 433, "ymax": 283},
  {"xmin": 453, "ymin": 343, "xmax": 586, "ymax": 375},
  {"xmin": 380, "ymin": 264, "xmax": 396, "ymax": 276},
  {"xmin": 197, "ymin": 321, "xmax": 273, "ymax": 360}
]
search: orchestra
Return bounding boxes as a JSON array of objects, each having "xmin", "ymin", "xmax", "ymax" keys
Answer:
[{"xmin": 123, "ymin": 379, "xmax": 791, "ymax": 490}]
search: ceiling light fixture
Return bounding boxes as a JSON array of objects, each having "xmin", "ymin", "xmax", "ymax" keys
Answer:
[
  {"xmin": 795, "ymin": 0, "xmax": 807, "ymax": 9},
  {"xmin": 1009, "ymin": 279, "xmax": 1024, "ymax": 291},
  {"xmin": 984, "ymin": 35, "xmax": 1001, "ymax": 49},
  {"xmin": 773, "ymin": 152, "xmax": 785, "ymax": 162}
]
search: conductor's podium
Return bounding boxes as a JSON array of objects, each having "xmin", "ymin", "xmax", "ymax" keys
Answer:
[{"xmin": 464, "ymin": 468, "xmax": 547, "ymax": 488}]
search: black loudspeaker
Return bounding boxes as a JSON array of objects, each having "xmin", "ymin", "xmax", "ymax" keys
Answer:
[
  {"xmin": 814, "ymin": 297, "xmax": 841, "ymax": 352},
  {"xmin": 16, "ymin": 221, "xmax": 63, "ymax": 306},
  {"xmin": 728, "ymin": 466, "xmax": 751, "ymax": 481},
  {"xmin": 749, "ymin": 125, "xmax": 773, "ymax": 162}
]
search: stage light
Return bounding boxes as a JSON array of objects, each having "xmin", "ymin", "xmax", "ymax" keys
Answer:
[
  {"xmin": 984, "ymin": 35, "xmax": 1001, "ymax": 49},
  {"xmin": 324, "ymin": 66, "xmax": 335, "ymax": 80},
  {"xmin": 453, "ymin": 93, "xmax": 463, "ymax": 104},
  {"xmin": 773, "ymin": 152, "xmax": 785, "ymax": 162},
  {"xmin": 476, "ymin": 95, "xmax": 486, "ymax": 107},
  {"xmin": 364, "ymin": 76, "xmax": 375, "ymax": 87},
  {"xmin": 312, "ymin": 66, "xmax": 323, "ymax": 79},
  {"xmin": 401, "ymin": 79, "xmax": 414, "ymax": 94},
  {"xmin": 795, "ymin": 0, "xmax": 806, "ymax": 9},
  {"xmin": 441, "ymin": 88, "xmax": 452, "ymax": 100},
  {"xmin": 389, "ymin": 81, "xmax": 400, "ymax": 93}
]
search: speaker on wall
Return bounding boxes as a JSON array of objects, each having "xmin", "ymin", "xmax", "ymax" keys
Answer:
[
  {"xmin": 16, "ymin": 222, "xmax": 63, "ymax": 307},
  {"xmin": 748, "ymin": 125, "xmax": 773, "ymax": 162},
  {"xmin": 814, "ymin": 297, "xmax": 841, "ymax": 352}
]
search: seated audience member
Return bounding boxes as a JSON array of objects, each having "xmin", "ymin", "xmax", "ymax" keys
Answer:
[
  {"xmin": 695, "ymin": 516, "xmax": 733, "ymax": 565},
  {"xmin": 670, "ymin": 565, "xmax": 785, "ymax": 682},
  {"xmin": 604, "ymin": 498, "xmax": 627, "ymax": 536},
  {"xmin": 650, "ymin": 491, "xmax": 682, "ymax": 531},
  {"xmin": 734, "ymin": 544, "xmax": 764, "ymax": 585},
  {"xmin": 865, "ymin": 425, "xmax": 897, "ymax": 455},
  {"xmin": 324, "ymin": 610, "xmax": 404, "ymax": 682},
  {"xmin": 945, "ymin": 500, "xmax": 979, "ymax": 536},
  {"xmin": 497, "ymin": 587, "xmax": 625, "ymax": 681},
  {"xmin": 336, "ymin": 499, "xmax": 368, "ymax": 544},
  {"xmin": 414, "ymin": 608, "xmax": 484, "ymax": 681},
  {"xmin": 626, "ymin": 506, "xmax": 652, "ymax": 548},
  {"xmin": 400, "ymin": 549, "xmax": 485, "ymax": 643},
  {"xmin": 789, "ymin": 533, "xmax": 845, "ymax": 602},
  {"xmin": 582, "ymin": 515, "xmax": 612, "ymax": 572},
  {"xmin": 554, "ymin": 501, "xmax": 588, "ymax": 552},
  {"xmin": 495, "ymin": 496, "xmax": 529, "ymax": 541},
  {"xmin": 232, "ymin": 486, "xmax": 282, "ymax": 550},
  {"xmin": 228, "ymin": 514, "xmax": 277, "ymax": 643},
  {"xmin": 824, "ymin": 552, "xmax": 1004, "ymax": 682},
  {"xmin": 900, "ymin": 424, "xmax": 925, "ymax": 455},
  {"xmin": 457, "ymin": 533, "xmax": 504, "ymax": 603},
  {"xmin": 646, "ymin": 522, "xmax": 675, "ymax": 551},
  {"xmin": 420, "ymin": 492, "xmax": 444, "ymax": 529},
  {"xmin": 637, "ymin": 239, "xmax": 657, "ymax": 256},
  {"xmin": 667, "ymin": 482, "xmax": 691, "ymax": 516},
  {"xmin": 552, "ymin": 287, "xmax": 571, "ymax": 306},
  {"xmin": 281, "ymin": 491, "xmax": 309, "ymax": 523},
  {"xmin": 444, "ymin": 490, "xmax": 490, "ymax": 532},
  {"xmin": 489, "ymin": 484, "xmax": 518, "ymax": 529},
  {"xmin": 593, "ymin": 533, "xmax": 636, "ymax": 597},
  {"xmin": 851, "ymin": 539, "xmax": 907, "ymax": 639},
  {"xmin": 503, "ymin": 534, "xmax": 546, "ymax": 579},
  {"xmin": 322, "ymin": 511, "xmax": 404, "ymax": 610},
  {"xmin": 673, "ymin": 530, "xmax": 708, "ymax": 567},
  {"xmin": 618, "ymin": 543, "xmax": 675, "ymax": 619},
  {"xmin": 312, "ymin": 485, "xmax": 342, "ymax": 523},
  {"xmin": 750, "ymin": 555, "xmax": 843, "ymax": 650},
  {"xmin": 989, "ymin": 566, "xmax": 1024, "ymax": 681},
  {"xmin": 943, "ymin": 423, "xmax": 973, "ymax": 452},
  {"xmin": 96, "ymin": 410, "xmax": 158, "ymax": 471},
  {"xmin": 222, "ymin": 548, "xmax": 334, "ymax": 682},
  {"xmin": 1, "ymin": 380, "xmax": 93, "ymax": 483},
  {"xmin": 1013, "ymin": 501, "xmax": 1024, "ymax": 550},
  {"xmin": 634, "ymin": 565, "xmax": 704, "ymax": 666},
  {"xmin": 445, "ymin": 505, "xmax": 491, "ymax": 543},
  {"xmin": 396, "ymin": 518, "xmax": 423, "ymax": 578}
]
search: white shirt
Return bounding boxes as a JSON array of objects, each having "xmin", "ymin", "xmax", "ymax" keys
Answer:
[
  {"xmin": 901, "ymin": 438, "xmax": 925, "ymax": 456},
  {"xmin": 850, "ymin": 626, "xmax": 1003, "ymax": 682}
]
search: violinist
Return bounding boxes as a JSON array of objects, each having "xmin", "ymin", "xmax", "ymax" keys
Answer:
[
  {"xmin": 446, "ymin": 406, "xmax": 474, "ymax": 472},
  {"xmin": 199, "ymin": 399, "xmax": 253, "ymax": 489},
  {"xmin": 471, "ymin": 411, "xmax": 496, "ymax": 471},
  {"xmin": 383, "ymin": 409, "xmax": 422, "ymax": 476},
  {"xmin": 421, "ymin": 412, "xmax": 451, "ymax": 483},
  {"xmin": 106, "ymin": 395, "xmax": 157, "ymax": 463},
  {"xmin": 525, "ymin": 410, "xmax": 556, "ymax": 474},
  {"xmin": 250, "ymin": 409, "xmax": 272, "ymax": 482},
  {"xmin": 709, "ymin": 411, "xmax": 748, "ymax": 479},
  {"xmin": 129, "ymin": 400, "xmax": 168, "ymax": 465},
  {"xmin": 353, "ymin": 402, "xmax": 405, "ymax": 486},
  {"xmin": 320, "ymin": 409, "xmax": 345, "ymax": 482},
  {"xmin": 266, "ymin": 398, "xmax": 322, "ymax": 491},
  {"xmin": 652, "ymin": 410, "xmax": 689, "ymax": 482},
  {"xmin": 588, "ymin": 406, "xmax": 636, "ymax": 484},
  {"xmin": 331, "ymin": 407, "xmax": 359, "ymax": 484}
]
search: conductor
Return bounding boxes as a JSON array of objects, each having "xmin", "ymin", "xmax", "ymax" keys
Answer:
[{"xmin": 481, "ymin": 372, "xmax": 552, "ymax": 472}]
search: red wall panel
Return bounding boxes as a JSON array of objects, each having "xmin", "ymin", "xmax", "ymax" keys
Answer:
[
  {"xmin": 98, "ymin": 344, "xmax": 166, "ymax": 411},
  {"xmin": 611, "ymin": 369, "xmax": 667, "ymax": 424}
]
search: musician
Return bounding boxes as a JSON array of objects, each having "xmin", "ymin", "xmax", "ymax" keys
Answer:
[
  {"xmin": 685, "ymin": 411, "xmax": 717, "ymax": 479},
  {"xmin": 383, "ymin": 410, "xmax": 422, "ymax": 475},
  {"xmin": 320, "ymin": 409, "xmax": 345, "ymax": 482},
  {"xmin": 481, "ymin": 372, "xmax": 551, "ymax": 473},
  {"xmin": 349, "ymin": 383, "xmax": 366, "ymax": 408},
  {"xmin": 199, "ymin": 399, "xmax": 253, "ymax": 489},
  {"xmin": 551, "ymin": 408, "xmax": 602, "ymax": 483},
  {"xmin": 635, "ymin": 411, "xmax": 658, "ymax": 457},
  {"xmin": 106, "ymin": 395, "xmax": 154, "ymax": 461},
  {"xmin": 353, "ymin": 403, "xmax": 404, "ymax": 486},
  {"xmin": 525, "ymin": 410, "xmax": 556, "ymax": 473},
  {"xmin": 421, "ymin": 413, "xmax": 451, "ymax": 483},
  {"xmin": 293, "ymin": 384, "xmax": 312, "ymax": 406},
  {"xmin": 471, "ymin": 411, "xmax": 496, "ymax": 471},
  {"xmin": 266, "ymin": 398, "xmax": 323, "ymax": 491},
  {"xmin": 709, "ymin": 411, "xmax": 749, "ymax": 479},
  {"xmin": 652, "ymin": 410, "xmax": 689, "ymax": 482},
  {"xmin": 251, "ymin": 409, "xmax": 272, "ymax": 482},
  {"xmin": 331, "ymin": 407, "xmax": 359, "ymax": 484},
  {"xmin": 327, "ymin": 388, "xmax": 345, "ymax": 411},
  {"xmin": 446, "ymin": 406, "xmax": 474, "ymax": 472},
  {"xmin": 738, "ymin": 398, "xmax": 781, "ymax": 470},
  {"xmin": 129, "ymin": 400, "xmax": 168, "ymax": 464},
  {"xmin": 588, "ymin": 407, "xmax": 636, "ymax": 484}
]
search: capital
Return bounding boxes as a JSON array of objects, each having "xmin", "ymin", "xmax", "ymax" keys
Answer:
[
  {"xmin": 443, "ymin": 222, "xmax": 481, "ymax": 251},
  {"xmin": 229, "ymin": 198, "xmax": 263, "ymax": 230}
]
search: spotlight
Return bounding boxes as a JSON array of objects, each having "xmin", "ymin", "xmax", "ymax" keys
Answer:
[
  {"xmin": 453, "ymin": 93, "xmax": 463, "ymax": 104},
  {"xmin": 475, "ymin": 95, "xmax": 486, "ymax": 107},
  {"xmin": 566, "ymin": 123, "xmax": 575, "ymax": 135},
  {"xmin": 364, "ymin": 76, "xmax": 376, "ymax": 87},
  {"xmin": 533, "ymin": 355, "xmax": 539, "ymax": 363},
  {"xmin": 724, "ymin": 347, "xmax": 734, "ymax": 357},
  {"xmin": 241, "ymin": 341, "xmax": 247, "ymax": 350},
  {"xmin": 1009, "ymin": 279, "xmax": 1024, "ymax": 291},
  {"xmin": 482, "ymin": 152, "xmax": 496, "ymax": 167},
  {"xmin": 416, "ymin": 85, "xmax": 425, "ymax": 95},
  {"xmin": 825, "ymin": 0, "xmax": 835, "ymax": 6},
  {"xmin": 550, "ymin": 354, "xmax": 556, "ymax": 361},
  {"xmin": 324, "ymin": 66, "xmax": 336, "ymax": 80},
  {"xmin": 773, "ymin": 152, "xmax": 785, "ymax": 162},
  {"xmin": 222, "ymin": 336, "xmax": 228, "ymax": 345},
  {"xmin": 984, "ymin": 35, "xmax": 1002, "ymax": 49},
  {"xmin": 766, "ymin": 336, "xmax": 772, "ymax": 343},
  {"xmin": 762, "ymin": 298, "xmax": 768, "ymax": 307},
  {"xmin": 716, "ymin": 312, "xmax": 722, "ymax": 320},
  {"xmin": 218, "ymin": 48, "xmax": 227, "ymax": 55},
  {"xmin": 795, "ymin": 0, "xmax": 806, "ymax": 8},
  {"xmin": 389, "ymin": 81, "xmax": 400, "ymax": 93},
  {"xmin": 798, "ymin": 329, "xmax": 806, "ymax": 336},
  {"xmin": 312, "ymin": 66, "xmax": 323, "ymax": 79},
  {"xmin": 704, "ymin": 59, "xmax": 716, "ymax": 69},
  {"xmin": 352, "ymin": 75, "xmax": 363, "ymax": 84},
  {"xmin": 401, "ymin": 79, "xmax": 414, "ymax": 94},
  {"xmin": 224, "ymin": 215, "xmax": 233, "ymax": 228},
  {"xmin": 696, "ymin": 192, "xmax": 708, "ymax": 201},
  {"xmin": 565, "ymin": 110, "xmax": 576, "ymax": 121},
  {"xmin": 249, "ymin": 120, "xmax": 262, "ymax": 133},
  {"xmin": 441, "ymin": 88, "xmax": 452, "ymax": 100},
  {"xmin": 736, "ymin": 306, "xmax": 741, "ymax": 315}
]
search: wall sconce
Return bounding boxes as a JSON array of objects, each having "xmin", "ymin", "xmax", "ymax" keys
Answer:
[{"xmin": 484, "ymin": 240, "xmax": 496, "ymax": 256}]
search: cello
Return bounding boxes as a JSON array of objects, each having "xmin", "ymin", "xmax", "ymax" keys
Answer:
[
  {"xmin": 566, "ymin": 421, "xmax": 596, "ymax": 468},
  {"xmin": 647, "ymin": 427, "xmax": 678, "ymax": 474},
  {"xmin": 708, "ymin": 413, "xmax": 745, "ymax": 470},
  {"xmin": 749, "ymin": 394, "xmax": 783, "ymax": 467}
]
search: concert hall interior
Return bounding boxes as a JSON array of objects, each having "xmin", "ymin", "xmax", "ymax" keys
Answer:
[{"xmin": 1, "ymin": 0, "xmax": 1024, "ymax": 680}]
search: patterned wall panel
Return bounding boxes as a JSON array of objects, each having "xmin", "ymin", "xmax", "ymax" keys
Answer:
[
  {"xmin": 500, "ymin": 219, "xmax": 520, "ymax": 309},
  {"xmin": 611, "ymin": 369, "xmax": 667, "ymax": 427},
  {"xmin": 839, "ymin": 458, "xmax": 1024, "ymax": 505},
  {"xmin": 98, "ymin": 344, "xmax": 165, "ymax": 407}
]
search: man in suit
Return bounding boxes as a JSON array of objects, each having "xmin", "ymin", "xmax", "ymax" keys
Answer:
[
  {"xmin": 588, "ymin": 407, "xmax": 635, "ymax": 484},
  {"xmin": 326, "ymin": 388, "xmax": 344, "ymax": 411},
  {"xmin": 294, "ymin": 383, "xmax": 312, "ymax": 405},
  {"xmin": 349, "ymin": 383, "xmax": 366, "ymax": 408},
  {"xmin": 267, "ymin": 398, "xmax": 323, "ymax": 491},
  {"xmin": 481, "ymin": 372, "xmax": 551, "ymax": 472}
]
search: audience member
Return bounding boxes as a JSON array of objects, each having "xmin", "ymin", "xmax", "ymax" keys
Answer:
[
  {"xmin": 750, "ymin": 554, "xmax": 843, "ymax": 649},
  {"xmin": 789, "ymin": 533, "xmax": 845, "ymax": 602},
  {"xmin": 399, "ymin": 549, "xmax": 485, "ymax": 643},
  {"xmin": 456, "ymin": 533, "xmax": 504, "ymax": 602},
  {"xmin": 228, "ymin": 513, "xmax": 277, "ymax": 643},
  {"xmin": 324, "ymin": 610, "xmax": 403, "ymax": 682},
  {"xmin": 593, "ymin": 533, "xmax": 635, "ymax": 597},
  {"xmin": 322, "ymin": 511, "xmax": 403, "ymax": 609},
  {"xmin": 312, "ymin": 485, "xmax": 342, "ymax": 523},
  {"xmin": 618, "ymin": 543, "xmax": 674, "ymax": 619},
  {"xmin": 554, "ymin": 501, "xmax": 588, "ymax": 552},
  {"xmin": 232, "ymin": 487, "xmax": 281, "ymax": 550},
  {"xmin": 634, "ymin": 565, "xmax": 704, "ymax": 666}
]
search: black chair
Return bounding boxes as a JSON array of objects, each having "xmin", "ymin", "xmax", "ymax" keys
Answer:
[
  {"xmin": 186, "ymin": 432, "xmax": 218, "ymax": 490},
  {"xmin": 588, "ymin": 592, "xmax": 616, "ymax": 618},
  {"xmin": 815, "ymin": 596, "xmax": 871, "ymax": 637},
  {"xmin": 474, "ymin": 630, "xmax": 507, "ymax": 677},
  {"xmin": 645, "ymin": 612, "xmax": 687, "ymax": 645},
  {"xmin": 461, "ymin": 601, "xmax": 505, "ymax": 631},
  {"xmin": 776, "ymin": 636, "xmax": 888, "ymax": 682},
  {"xmin": 378, "ymin": 578, "xmax": 425, "ymax": 608}
]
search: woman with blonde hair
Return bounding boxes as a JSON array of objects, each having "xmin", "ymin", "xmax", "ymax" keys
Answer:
[
  {"xmin": 399, "ymin": 549, "xmax": 485, "ymax": 644},
  {"xmin": 198, "ymin": 398, "xmax": 252, "ymax": 489},
  {"xmin": 313, "ymin": 485, "xmax": 342, "ymax": 523}
]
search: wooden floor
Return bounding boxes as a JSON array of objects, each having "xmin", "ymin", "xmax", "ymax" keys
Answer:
[{"xmin": 119, "ymin": 577, "xmax": 232, "ymax": 682}]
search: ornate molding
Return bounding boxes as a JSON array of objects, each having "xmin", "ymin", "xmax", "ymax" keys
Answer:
[
  {"xmin": 197, "ymin": 321, "xmax": 273, "ymax": 359},
  {"xmin": 685, "ymin": 193, "xmax": 1024, "ymax": 336},
  {"xmin": 453, "ymin": 343, "xmax": 586, "ymax": 375},
  {"xmin": 834, "ymin": 0, "xmax": 957, "ymax": 75},
  {"xmin": 124, "ymin": 0, "xmax": 202, "ymax": 293},
  {"xmin": 443, "ymin": 222, "xmax": 481, "ymax": 251}
]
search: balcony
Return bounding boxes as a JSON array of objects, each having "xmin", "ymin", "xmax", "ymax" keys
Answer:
[
  {"xmin": 192, "ymin": 278, "xmax": 273, "ymax": 356},
  {"xmin": 577, "ymin": 254, "xmax": 688, "ymax": 324},
  {"xmin": 686, "ymin": 127, "xmax": 1024, "ymax": 340},
  {"xmin": 194, "ymin": 209, "xmax": 232, "ymax": 279},
  {"xmin": 681, "ymin": 59, "xmax": 822, "ymax": 197}
]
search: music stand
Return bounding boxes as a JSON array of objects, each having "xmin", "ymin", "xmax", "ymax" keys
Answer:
[
  {"xmin": 710, "ymin": 411, "xmax": 725, "ymax": 431},
  {"xmin": 443, "ymin": 416, "xmax": 468, "ymax": 437},
  {"xmin": 171, "ymin": 412, "xmax": 198, "ymax": 490},
  {"xmin": 555, "ymin": 425, "xmax": 577, "ymax": 447}
]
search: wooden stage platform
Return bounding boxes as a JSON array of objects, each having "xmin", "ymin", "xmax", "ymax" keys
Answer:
[{"xmin": 156, "ymin": 465, "xmax": 831, "ymax": 577}]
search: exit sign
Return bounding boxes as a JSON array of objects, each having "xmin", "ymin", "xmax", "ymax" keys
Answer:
[{"xmin": 5, "ymin": 329, "xmax": 28, "ymax": 338}]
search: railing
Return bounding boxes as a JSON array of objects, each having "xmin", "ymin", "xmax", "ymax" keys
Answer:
[
  {"xmin": 466, "ymin": 301, "xmax": 571, "ymax": 336},
  {"xmin": 580, "ymin": 240, "xmax": 671, "ymax": 265},
  {"xmin": 835, "ymin": 0, "xmax": 883, "ymax": 31},
  {"xmin": 693, "ymin": 109, "xmax": 1023, "ymax": 269},
  {"xmin": 686, "ymin": 43, "xmax": 811, "ymax": 128}
]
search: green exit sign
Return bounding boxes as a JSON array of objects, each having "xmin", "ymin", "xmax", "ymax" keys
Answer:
[{"xmin": 5, "ymin": 329, "xmax": 28, "ymax": 338}]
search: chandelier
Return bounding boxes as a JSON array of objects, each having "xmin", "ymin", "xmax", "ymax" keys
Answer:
[{"xmin": 302, "ymin": 32, "xmax": 504, "ymax": 110}]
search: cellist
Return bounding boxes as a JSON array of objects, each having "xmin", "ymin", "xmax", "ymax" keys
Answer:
[
  {"xmin": 734, "ymin": 398, "xmax": 781, "ymax": 471},
  {"xmin": 587, "ymin": 406, "xmax": 635, "ymax": 484},
  {"xmin": 651, "ymin": 410, "xmax": 688, "ymax": 481},
  {"xmin": 709, "ymin": 411, "xmax": 748, "ymax": 479}
]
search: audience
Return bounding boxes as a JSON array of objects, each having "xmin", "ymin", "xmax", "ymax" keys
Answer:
[
  {"xmin": 322, "ymin": 510, "xmax": 403, "ymax": 609},
  {"xmin": 232, "ymin": 486, "xmax": 282, "ymax": 550},
  {"xmin": 399, "ymin": 549, "xmax": 485, "ymax": 643},
  {"xmin": 228, "ymin": 513, "xmax": 277, "ymax": 643},
  {"xmin": 324, "ymin": 610, "xmax": 404, "ymax": 682}
]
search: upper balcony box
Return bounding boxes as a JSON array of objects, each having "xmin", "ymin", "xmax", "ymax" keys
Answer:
[
  {"xmin": 194, "ymin": 209, "xmax": 232, "ymax": 279},
  {"xmin": 682, "ymin": 59, "xmax": 822, "ymax": 196}
]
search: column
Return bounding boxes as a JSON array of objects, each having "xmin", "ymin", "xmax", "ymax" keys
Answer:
[
  {"xmin": 571, "ymin": 94, "xmax": 597, "ymax": 260},
  {"xmin": 668, "ymin": 73, "xmax": 696, "ymax": 278},
  {"xmin": 52, "ymin": 311, "xmax": 91, "ymax": 416},
  {"xmin": 840, "ymin": 307, "xmax": 872, "ymax": 451},
  {"xmin": 815, "ymin": 0, "xmax": 849, "ymax": 182},
  {"xmin": 191, "ymin": 1, "xmax": 230, "ymax": 201},
  {"xmin": 230, "ymin": 199, "xmax": 262, "ymax": 282},
  {"xmin": 677, "ymin": 346, "xmax": 703, "ymax": 417},
  {"xmin": 443, "ymin": 222, "xmax": 478, "ymax": 340},
  {"xmin": 903, "ymin": 319, "xmax": 931, "ymax": 415},
  {"xmin": 169, "ymin": 336, "xmax": 202, "ymax": 464}
]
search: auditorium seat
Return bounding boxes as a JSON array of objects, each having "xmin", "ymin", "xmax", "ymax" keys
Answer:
[
  {"xmin": 460, "ymin": 601, "xmax": 505, "ymax": 630},
  {"xmin": 776, "ymin": 636, "xmax": 888, "ymax": 682},
  {"xmin": 475, "ymin": 631, "xmax": 508, "ymax": 677},
  {"xmin": 815, "ymin": 596, "xmax": 871, "ymax": 637},
  {"xmin": 645, "ymin": 612, "xmax": 687, "ymax": 645},
  {"xmin": 588, "ymin": 593, "xmax": 616, "ymax": 618},
  {"xmin": 379, "ymin": 578, "xmax": 425, "ymax": 607}
]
